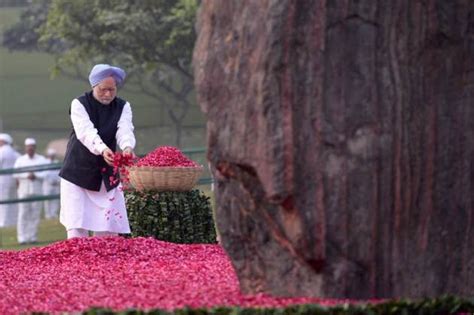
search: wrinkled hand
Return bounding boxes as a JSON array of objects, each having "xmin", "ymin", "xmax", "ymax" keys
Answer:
[
  {"xmin": 123, "ymin": 147, "xmax": 136, "ymax": 159},
  {"xmin": 102, "ymin": 148, "xmax": 115, "ymax": 166}
]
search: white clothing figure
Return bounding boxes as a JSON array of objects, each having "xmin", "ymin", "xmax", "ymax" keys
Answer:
[
  {"xmin": 0, "ymin": 133, "xmax": 20, "ymax": 227},
  {"xmin": 42, "ymin": 148, "xmax": 60, "ymax": 219},
  {"xmin": 59, "ymin": 64, "xmax": 136, "ymax": 239},
  {"xmin": 13, "ymin": 138, "xmax": 48, "ymax": 244}
]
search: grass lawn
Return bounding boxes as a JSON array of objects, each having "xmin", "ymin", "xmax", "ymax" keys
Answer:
[{"xmin": 0, "ymin": 218, "xmax": 66, "ymax": 251}]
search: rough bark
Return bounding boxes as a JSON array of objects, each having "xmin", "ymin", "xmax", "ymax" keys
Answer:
[{"xmin": 193, "ymin": 0, "xmax": 474, "ymax": 298}]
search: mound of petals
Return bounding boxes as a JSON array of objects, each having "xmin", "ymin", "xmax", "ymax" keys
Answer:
[
  {"xmin": 136, "ymin": 146, "xmax": 199, "ymax": 167},
  {"xmin": 0, "ymin": 237, "xmax": 360, "ymax": 314}
]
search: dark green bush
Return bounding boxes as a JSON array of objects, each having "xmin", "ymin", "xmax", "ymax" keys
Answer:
[
  {"xmin": 125, "ymin": 189, "xmax": 217, "ymax": 244},
  {"xmin": 80, "ymin": 295, "xmax": 474, "ymax": 314}
]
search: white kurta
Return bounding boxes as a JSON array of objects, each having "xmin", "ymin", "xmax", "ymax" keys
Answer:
[
  {"xmin": 13, "ymin": 153, "xmax": 48, "ymax": 243},
  {"xmin": 0, "ymin": 144, "xmax": 20, "ymax": 227},
  {"xmin": 42, "ymin": 158, "xmax": 60, "ymax": 219},
  {"xmin": 59, "ymin": 99, "xmax": 136, "ymax": 233}
]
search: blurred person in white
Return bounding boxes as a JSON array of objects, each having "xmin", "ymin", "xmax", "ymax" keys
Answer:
[
  {"xmin": 59, "ymin": 64, "xmax": 136, "ymax": 239},
  {"xmin": 13, "ymin": 138, "xmax": 48, "ymax": 244},
  {"xmin": 42, "ymin": 148, "xmax": 60, "ymax": 219},
  {"xmin": 0, "ymin": 133, "xmax": 20, "ymax": 227}
]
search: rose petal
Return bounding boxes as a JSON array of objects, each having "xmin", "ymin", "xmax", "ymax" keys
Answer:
[{"xmin": 0, "ymin": 237, "xmax": 375, "ymax": 314}]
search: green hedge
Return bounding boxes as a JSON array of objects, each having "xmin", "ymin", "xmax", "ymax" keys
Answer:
[
  {"xmin": 125, "ymin": 189, "xmax": 217, "ymax": 244},
  {"xmin": 76, "ymin": 295, "xmax": 474, "ymax": 314}
]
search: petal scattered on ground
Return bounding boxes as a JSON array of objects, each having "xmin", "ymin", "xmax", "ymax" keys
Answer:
[{"xmin": 0, "ymin": 237, "xmax": 367, "ymax": 314}]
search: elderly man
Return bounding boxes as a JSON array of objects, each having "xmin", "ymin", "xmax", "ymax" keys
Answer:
[
  {"xmin": 59, "ymin": 64, "xmax": 136, "ymax": 239},
  {"xmin": 13, "ymin": 138, "xmax": 48, "ymax": 244},
  {"xmin": 0, "ymin": 133, "xmax": 20, "ymax": 227},
  {"xmin": 43, "ymin": 148, "xmax": 60, "ymax": 219}
]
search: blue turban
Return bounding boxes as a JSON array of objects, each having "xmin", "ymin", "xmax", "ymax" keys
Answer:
[{"xmin": 88, "ymin": 64, "xmax": 126, "ymax": 87}]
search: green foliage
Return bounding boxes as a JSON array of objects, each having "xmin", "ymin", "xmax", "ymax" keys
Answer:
[
  {"xmin": 4, "ymin": 0, "xmax": 198, "ymax": 72},
  {"xmin": 38, "ymin": 0, "xmax": 197, "ymax": 75},
  {"xmin": 2, "ymin": 0, "xmax": 199, "ymax": 81},
  {"xmin": 125, "ymin": 189, "xmax": 217, "ymax": 244},
  {"xmin": 2, "ymin": 0, "xmax": 201, "ymax": 146},
  {"xmin": 80, "ymin": 295, "xmax": 474, "ymax": 314},
  {"xmin": 2, "ymin": 0, "xmax": 50, "ymax": 51}
]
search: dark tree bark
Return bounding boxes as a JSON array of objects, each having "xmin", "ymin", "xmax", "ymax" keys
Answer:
[{"xmin": 193, "ymin": 0, "xmax": 474, "ymax": 298}]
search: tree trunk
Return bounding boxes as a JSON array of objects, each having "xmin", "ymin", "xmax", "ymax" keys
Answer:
[{"xmin": 193, "ymin": 0, "xmax": 474, "ymax": 298}]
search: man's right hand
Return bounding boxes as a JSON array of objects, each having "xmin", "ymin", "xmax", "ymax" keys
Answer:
[
  {"xmin": 102, "ymin": 148, "xmax": 115, "ymax": 166},
  {"xmin": 27, "ymin": 172, "xmax": 36, "ymax": 181}
]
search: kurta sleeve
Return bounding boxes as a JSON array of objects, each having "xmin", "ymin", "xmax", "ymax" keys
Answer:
[
  {"xmin": 116, "ymin": 102, "xmax": 136, "ymax": 151},
  {"xmin": 13, "ymin": 158, "xmax": 27, "ymax": 179},
  {"xmin": 70, "ymin": 99, "xmax": 108, "ymax": 155},
  {"xmin": 0, "ymin": 148, "xmax": 4, "ymax": 170},
  {"xmin": 33, "ymin": 156, "xmax": 49, "ymax": 179}
]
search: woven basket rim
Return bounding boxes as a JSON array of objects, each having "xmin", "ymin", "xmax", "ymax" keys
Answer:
[{"xmin": 128, "ymin": 164, "xmax": 203, "ymax": 191}]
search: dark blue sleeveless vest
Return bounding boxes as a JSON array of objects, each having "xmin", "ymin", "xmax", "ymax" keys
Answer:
[{"xmin": 59, "ymin": 91, "xmax": 126, "ymax": 192}]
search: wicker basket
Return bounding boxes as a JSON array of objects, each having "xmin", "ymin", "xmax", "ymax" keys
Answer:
[{"xmin": 127, "ymin": 166, "xmax": 203, "ymax": 191}]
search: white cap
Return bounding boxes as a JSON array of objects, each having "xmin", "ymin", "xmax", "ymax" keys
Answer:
[
  {"xmin": 0, "ymin": 133, "xmax": 13, "ymax": 144},
  {"xmin": 24, "ymin": 138, "xmax": 36, "ymax": 146},
  {"xmin": 46, "ymin": 148, "xmax": 57, "ymax": 155}
]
